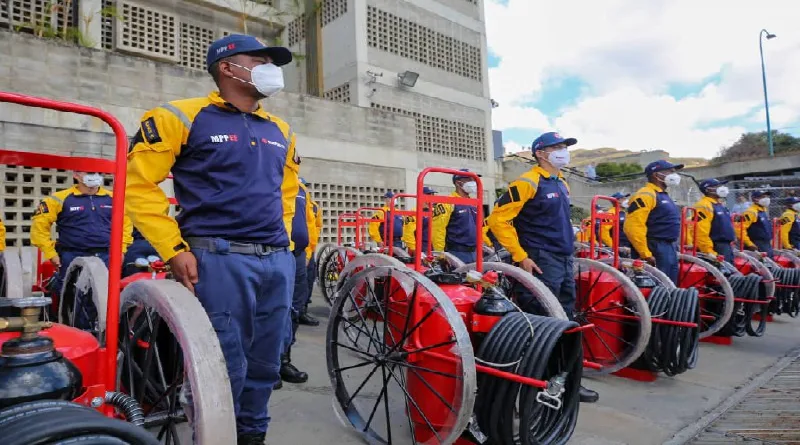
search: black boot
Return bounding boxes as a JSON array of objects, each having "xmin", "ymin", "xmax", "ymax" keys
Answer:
[
  {"xmin": 237, "ymin": 432, "xmax": 265, "ymax": 445},
  {"xmin": 280, "ymin": 351, "xmax": 308, "ymax": 383},
  {"xmin": 298, "ymin": 311, "xmax": 320, "ymax": 326},
  {"xmin": 579, "ymin": 385, "xmax": 599, "ymax": 403}
]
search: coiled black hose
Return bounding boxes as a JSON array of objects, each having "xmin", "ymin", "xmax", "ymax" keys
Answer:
[
  {"xmin": 770, "ymin": 267, "xmax": 800, "ymax": 317},
  {"xmin": 634, "ymin": 287, "xmax": 699, "ymax": 376},
  {"xmin": 0, "ymin": 400, "xmax": 159, "ymax": 445},
  {"xmin": 720, "ymin": 274, "xmax": 762, "ymax": 337},
  {"xmin": 104, "ymin": 391, "xmax": 145, "ymax": 427},
  {"xmin": 475, "ymin": 312, "xmax": 582, "ymax": 445}
]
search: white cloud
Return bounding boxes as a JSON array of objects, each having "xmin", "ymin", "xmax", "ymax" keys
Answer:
[{"xmin": 486, "ymin": 0, "xmax": 800, "ymax": 159}]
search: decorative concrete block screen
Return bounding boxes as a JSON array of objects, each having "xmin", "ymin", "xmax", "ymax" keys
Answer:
[
  {"xmin": 366, "ymin": 5, "xmax": 482, "ymax": 82},
  {"xmin": 371, "ymin": 103, "xmax": 486, "ymax": 161},
  {"xmin": 3, "ymin": 0, "xmax": 77, "ymax": 31},
  {"xmin": 323, "ymin": 83, "xmax": 351, "ymax": 104},
  {"xmin": 286, "ymin": 0, "xmax": 350, "ymax": 47},
  {"xmin": 306, "ymin": 182, "xmax": 402, "ymax": 245},
  {"xmin": 1, "ymin": 166, "xmax": 72, "ymax": 247}
]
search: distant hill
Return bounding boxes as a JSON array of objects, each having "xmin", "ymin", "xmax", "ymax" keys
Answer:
[{"xmin": 506, "ymin": 147, "xmax": 708, "ymax": 169}]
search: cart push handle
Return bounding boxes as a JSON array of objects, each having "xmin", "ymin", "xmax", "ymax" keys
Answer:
[
  {"xmin": 0, "ymin": 91, "xmax": 128, "ymax": 397},
  {"xmin": 413, "ymin": 168, "xmax": 484, "ymax": 273},
  {"xmin": 681, "ymin": 206, "xmax": 700, "ymax": 257},
  {"xmin": 387, "ymin": 192, "xmax": 433, "ymax": 258},
  {"xmin": 590, "ymin": 195, "xmax": 621, "ymax": 269}
]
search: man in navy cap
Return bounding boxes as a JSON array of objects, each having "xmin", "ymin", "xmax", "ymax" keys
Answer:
[
  {"xmin": 623, "ymin": 160, "xmax": 683, "ymax": 283},
  {"xmin": 487, "ymin": 131, "xmax": 598, "ymax": 403},
  {"xmin": 599, "ymin": 192, "xmax": 631, "ymax": 252},
  {"xmin": 691, "ymin": 179, "xmax": 735, "ymax": 263},
  {"xmin": 369, "ymin": 191, "xmax": 405, "ymax": 248},
  {"xmin": 779, "ymin": 196, "xmax": 800, "ymax": 250},
  {"xmin": 738, "ymin": 190, "xmax": 774, "ymax": 256},
  {"xmin": 125, "ymin": 34, "xmax": 298, "ymax": 444},
  {"xmin": 402, "ymin": 186, "xmax": 438, "ymax": 253},
  {"xmin": 433, "ymin": 169, "xmax": 480, "ymax": 263}
]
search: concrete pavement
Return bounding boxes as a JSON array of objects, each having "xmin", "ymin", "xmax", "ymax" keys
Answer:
[{"xmin": 267, "ymin": 291, "xmax": 800, "ymax": 445}]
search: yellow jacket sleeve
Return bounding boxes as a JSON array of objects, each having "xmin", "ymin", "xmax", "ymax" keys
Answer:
[
  {"xmin": 780, "ymin": 210, "xmax": 795, "ymax": 249},
  {"xmin": 126, "ymin": 107, "xmax": 189, "ymax": 261},
  {"xmin": 482, "ymin": 221, "xmax": 493, "ymax": 247},
  {"xmin": 0, "ymin": 218, "xmax": 6, "ymax": 252},
  {"xmin": 30, "ymin": 195, "xmax": 64, "ymax": 260},
  {"xmin": 487, "ymin": 178, "xmax": 537, "ymax": 263},
  {"xmin": 694, "ymin": 203, "xmax": 716, "ymax": 255},
  {"xmin": 624, "ymin": 190, "xmax": 657, "ymax": 259},
  {"xmin": 599, "ymin": 209, "xmax": 615, "ymax": 247},
  {"xmin": 304, "ymin": 192, "xmax": 315, "ymax": 259},
  {"xmin": 402, "ymin": 216, "xmax": 417, "ymax": 251},
  {"xmin": 368, "ymin": 209, "xmax": 385, "ymax": 243},
  {"xmin": 281, "ymin": 133, "xmax": 301, "ymax": 251},
  {"xmin": 306, "ymin": 200, "xmax": 322, "ymax": 260},
  {"xmin": 739, "ymin": 209, "xmax": 757, "ymax": 248},
  {"xmin": 431, "ymin": 203, "xmax": 450, "ymax": 251}
]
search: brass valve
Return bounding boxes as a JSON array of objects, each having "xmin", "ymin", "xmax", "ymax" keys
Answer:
[{"xmin": 0, "ymin": 296, "xmax": 52, "ymax": 341}]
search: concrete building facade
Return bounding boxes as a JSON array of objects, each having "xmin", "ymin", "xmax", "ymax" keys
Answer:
[{"xmin": 0, "ymin": 0, "xmax": 495, "ymax": 247}]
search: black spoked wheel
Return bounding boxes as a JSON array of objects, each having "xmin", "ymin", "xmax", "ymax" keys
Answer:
[
  {"xmin": 327, "ymin": 266, "xmax": 476, "ymax": 445},
  {"xmin": 59, "ymin": 256, "xmax": 108, "ymax": 343},
  {"xmin": 118, "ymin": 280, "xmax": 236, "ymax": 444},
  {"xmin": 321, "ymin": 246, "xmax": 362, "ymax": 306},
  {"xmin": 315, "ymin": 243, "xmax": 337, "ymax": 288},
  {"xmin": 573, "ymin": 258, "xmax": 651, "ymax": 375}
]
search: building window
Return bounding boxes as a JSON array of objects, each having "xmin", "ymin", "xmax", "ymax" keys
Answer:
[{"xmin": 324, "ymin": 83, "xmax": 351, "ymax": 103}]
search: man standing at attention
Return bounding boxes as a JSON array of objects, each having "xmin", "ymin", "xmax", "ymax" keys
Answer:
[{"xmin": 125, "ymin": 35, "xmax": 299, "ymax": 445}]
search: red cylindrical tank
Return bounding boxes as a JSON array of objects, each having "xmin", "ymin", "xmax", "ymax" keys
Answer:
[{"xmin": 0, "ymin": 324, "xmax": 102, "ymax": 387}]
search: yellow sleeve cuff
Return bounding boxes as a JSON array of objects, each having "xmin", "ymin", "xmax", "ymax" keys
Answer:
[{"xmin": 153, "ymin": 235, "xmax": 189, "ymax": 262}]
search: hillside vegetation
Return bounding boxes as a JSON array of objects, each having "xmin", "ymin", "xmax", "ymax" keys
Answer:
[{"xmin": 710, "ymin": 131, "xmax": 800, "ymax": 164}]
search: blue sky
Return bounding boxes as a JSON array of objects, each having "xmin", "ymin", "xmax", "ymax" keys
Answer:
[{"xmin": 484, "ymin": 0, "xmax": 800, "ymax": 159}]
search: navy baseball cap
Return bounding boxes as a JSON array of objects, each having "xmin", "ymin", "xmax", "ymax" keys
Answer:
[
  {"xmin": 752, "ymin": 189, "xmax": 772, "ymax": 199},
  {"xmin": 422, "ymin": 186, "xmax": 437, "ymax": 195},
  {"xmin": 786, "ymin": 196, "xmax": 800, "ymax": 205},
  {"xmin": 383, "ymin": 191, "xmax": 395, "ymax": 199},
  {"xmin": 698, "ymin": 178, "xmax": 728, "ymax": 192},
  {"xmin": 531, "ymin": 132, "xmax": 577, "ymax": 151},
  {"xmin": 645, "ymin": 160, "xmax": 684, "ymax": 176},
  {"xmin": 611, "ymin": 192, "xmax": 630, "ymax": 200},
  {"xmin": 453, "ymin": 168, "xmax": 482, "ymax": 183},
  {"xmin": 206, "ymin": 34, "xmax": 292, "ymax": 71}
]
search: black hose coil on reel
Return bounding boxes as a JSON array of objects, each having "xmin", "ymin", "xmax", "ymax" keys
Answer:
[
  {"xmin": 769, "ymin": 267, "xmax": 800, "ymax": 317},
  {"xmin": 474, "ymin": 312, "xmax": 582, "ymax": 445},
  {"xmin": 720, "ymin": 274, "xmax": 767, "ymax": 337},
  {"xmin": 633, "ymin": 287, "xmax": 699, "ymax": 376}
]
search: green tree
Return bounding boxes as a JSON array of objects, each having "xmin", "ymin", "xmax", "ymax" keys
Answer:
[
  {"xmin": 594, "ymin": 162, "xmax": 643, "ymax": 181},
  {"xmin": 570, "ymin": 206, "xmax": 589, "ymax": 224},
  {"xmin": 712, "ymin": 130, "xmax": 800, "ymax": 163}
]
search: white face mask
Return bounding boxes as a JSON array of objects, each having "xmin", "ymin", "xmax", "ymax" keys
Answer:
[
  {"xmin": 758, "ymin": 197, "xmax": 770, "ymax": 207},
  {"xmin": 621, "ymin": 199, "xmax": 630, "ymax": 208},
  {"xmin": 547, "ymin": 148, "xmax": 570, "ymax": 169},
  {"xmin": 462, "ymin": 181, "xmax": 478, "ymax": 195},
  {"xmin": 793, "ymin": 203, "xmax": 800, "ymax": 212},
  {"xmin": 661, "ymin": 173, "xmax": 681, "ymax": 187},
  {"xmin": 715, "ymin": 186, "xmax": 730, "ymax": 198},
  {"xmin": 82, "ymin": 173, "xmax": 104, "ymax": 188},
  {"xmin": 229, "ymin": 62, "xmax": 285, "ymax": 97}
]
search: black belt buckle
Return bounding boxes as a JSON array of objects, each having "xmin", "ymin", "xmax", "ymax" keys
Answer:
[{"xmin": 254, "ymin": 244, "xmax": 280, "ymax": 256}]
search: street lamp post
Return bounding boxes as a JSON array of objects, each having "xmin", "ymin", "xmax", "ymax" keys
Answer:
[{"xmin": 759, "ymin": 29, "xmax": 776, "ymax": 157}]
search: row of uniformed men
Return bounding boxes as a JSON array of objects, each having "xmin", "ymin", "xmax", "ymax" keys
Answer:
[{"xmin": 0, "ymin": 34, "xmax": 325, "ymax": 445}]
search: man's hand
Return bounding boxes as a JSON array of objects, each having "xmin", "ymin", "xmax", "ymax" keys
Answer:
[
  {"xmin": 169, "ymin": 251, "xmax": 198, "ymax": 294},
  {"xmin": 519, "ymin": 257, "xmax": 543, "ymax": 275},
  {"xmin": 49, "ymin": 256, "xmax": 61, "ymax": 269},
  {"xmin": 745, "ymin": 244, "xmax": 758, "ymax": 252},
  {"xmin": 643, "ymin": 256, "xmax": 656, "ymax": 266}
]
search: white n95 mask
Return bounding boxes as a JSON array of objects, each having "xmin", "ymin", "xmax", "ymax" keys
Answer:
[
  {"xmin": 758, "ymin": 197, "xmax": 770, "ymax": 207},
  {"xmin": 548, "ymin": 148, "xmax": 570, "ymax": 169},
  {"xmin": 663, "ymin": 173, "xmax": 681, "ymax": 187},
  {"xmin": 230, "ymin": 62, "xmax": 285, "ymax": 97},
  {"xmin": 82, "ymin": 173, "xmax": 104, "ymax": 188},
  {"xmin": 462, "ymin": 181, "xmax": 478, "ymax": 195},
  {"xmin": 715, "ymin": 186, "xmax": 730, "ymax": 198}
]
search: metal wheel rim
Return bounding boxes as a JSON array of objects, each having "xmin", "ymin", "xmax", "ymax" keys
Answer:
[
  {"xmin": 58, "ymin": 256, "xmax": 109, "ymax": 345},
  {"xmin": 677, "ymin": 254, "xmax": 735, "ymax": 339},
  {"xmin": 0, "ymin": 248, "xmax": 25, "ymax": 299}
]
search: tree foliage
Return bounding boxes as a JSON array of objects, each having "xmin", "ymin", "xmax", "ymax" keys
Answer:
[
  {"xmin": 594, "ymin": 162, "xmax": 643, "ymax": 180},
  {"xmin": 570, "ymin": 206, "xmax": 589, "ymax": 224},
  {"xmin": 712, "ymin": 131, "xmax": 800, "ymax": 163}
]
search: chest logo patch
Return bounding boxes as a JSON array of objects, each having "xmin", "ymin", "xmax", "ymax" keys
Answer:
[
  {"xmin": 69, "ymin": 206, "xmax": 85, "ymax": 212},
  {"xmin": 546, "ymin": 192, "xmax": 560, "ymax": 199},
  {"xmin": 210, "ymin": 134, "xmax": 240, "ymax": 143}
]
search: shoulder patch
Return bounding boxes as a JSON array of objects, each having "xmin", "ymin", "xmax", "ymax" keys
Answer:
[
  {"xmin": 496, "ymin": 191, "xmax": 512, "ymax": 208},
  {"xmin": 781, "ymin": 217, "xmax": 792, "ymax": 225},
  {"xmin": 142, "ymin": 117, "xmax": 162, "ymax": 144},
  {"xmin": 33, "ymin": 200, "xmax": 49, "ymax": 216}
]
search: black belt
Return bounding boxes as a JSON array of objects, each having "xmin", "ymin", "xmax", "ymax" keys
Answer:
[
  {"xmin": 56, "ymin": 246, "xmax": 108, "ymax": 254},
  {"xmin": 186, "ymin": 237, "xmax": 287, "ymax": 256}
]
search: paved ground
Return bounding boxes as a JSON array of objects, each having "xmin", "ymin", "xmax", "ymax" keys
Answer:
[{"xmin": 268, "ymin": 290, "xmax": 800, "ymax": 445}]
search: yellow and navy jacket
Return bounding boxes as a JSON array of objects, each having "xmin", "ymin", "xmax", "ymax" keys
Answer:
[
  {"xmin": 402, "ymin": 207, "xmax": 447, "ymax": 251},
  {"xmin": 306, "ymin": 197, "xmax": 323, "ymax": 260},
  {"xmin": 291, "ymin": 183, "xmax": 315, "ymax": 254},
  {"xmin": 368, "ymin": 207, "xmax": 404, "ymax": 245},
  {"xmin": 0, "ymin": 217, "xmax": 5, "ymax": 252},
  {"xmin": 623, "ymin": 183, "xmax": 680, "ymax": 259},
  {"xmin": 738, "ymin": 204, "xmax": 771, "ymax": 248},
  {"xmin": 434, "ymin": 192, "xmax": 478, "ymax": 251},
  {"xmin": 30, "ymin": 186, "xmax": 133, "ymax": 260},
  {"xmin": 482, "ymin": 217, "xmax": 498, "ymax": 248},
  {"xmin": 487, "ymin": 166, "xmax": 572, "ymax": 262},
  {"xmin": 600, "ymin": 208, "xmax": 631, "ymax": 248},
  {"xmin": 692, "ymin": 196, "xmax": 735, "ymax": 256},
  {"xmin": 779, "ymin": 208, "xmax": 800, "ymax": 249},
  {"xmin": 125, "ymin": 92, "xmax": 301, "ymax": 261}
]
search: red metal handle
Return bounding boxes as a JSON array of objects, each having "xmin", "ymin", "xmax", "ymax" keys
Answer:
[
  {"xmin": 680, "ymin": 207, "xmax": 699, "ymax": 256},
  {"xmin": 0, "ymin": 91, "xmax": 128, "ymax": 398},
  {"xmin": 590, "ymin": 195, "xmax": 620, "ymax": 269}
]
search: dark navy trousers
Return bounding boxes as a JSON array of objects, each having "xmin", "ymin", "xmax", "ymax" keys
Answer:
[
  {"xmin": 56, "ymin": 249, "xmax": 109, "ymax": 330},
  {"xmin": 634, "ymin": 240, "xmax": 678, "ymax": 284},
  {"xmin": 753, "ymin": 239, "xmax": 774, "ymax": 258},
  {"xmin": 187, "ymin": 239, "xmax": 294, "ymax": 435},
  {"xmin": 122, "ymin": 238, "xmax": 158, "ymax": 278},
  {"xmin": 284, "ymin": 250, "xmax": 309, "ymax": 350},
  {"xmin": 305, "ymin": 255, "xmax": 316, "ymax": 308},
  {"xmin": 714, "ymin": 241, "xmax": 734, "ymax": 264},
  {"xmin": 516, "ymin": 247, "xmax": 576, "ymax": 319},
  {"xmin": 448, "ymin": 250, "xmax": 477, "ymax": 264}
]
